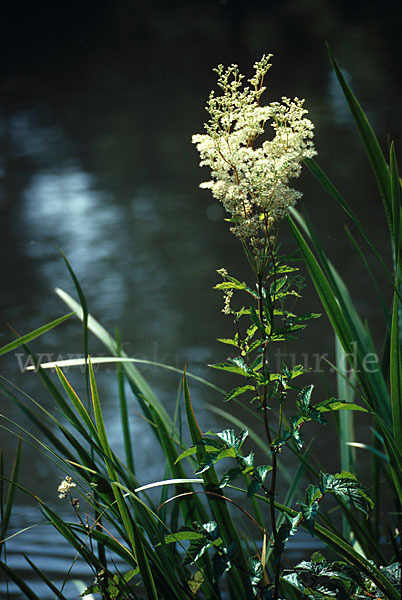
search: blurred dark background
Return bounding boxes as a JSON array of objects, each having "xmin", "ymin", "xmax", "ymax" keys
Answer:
[{"xmin": 0, "ymin": 1, "xmax": 400, "ymax": 590}]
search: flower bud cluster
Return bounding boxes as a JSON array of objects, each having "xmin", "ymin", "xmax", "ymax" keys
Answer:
[
  {"xmin": 192, "ymin": 55, "xmax": 317, "ymax": 244},
  {"xmin": 57, "ymin": 475, "xmax": 76, "ymax": 499}
]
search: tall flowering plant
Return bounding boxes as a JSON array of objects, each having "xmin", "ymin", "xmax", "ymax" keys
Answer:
[{"xmin": 186, "ymin": 56, "xmax": 380, "ymax": 599}]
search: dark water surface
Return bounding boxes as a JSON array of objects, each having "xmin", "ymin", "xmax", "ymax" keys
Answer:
[{"xmin": 1, "ymin": 1, "xmax": 401, "ymax": 596}]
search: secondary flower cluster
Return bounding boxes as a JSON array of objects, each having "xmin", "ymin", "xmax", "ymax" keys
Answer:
[
  {"xmin": 192, "ymin": 55, "xmax": 317, "ymax": 245},
  {"xmin": 57, "ymin": 475, "xmax": 76, "ymax": 499}
]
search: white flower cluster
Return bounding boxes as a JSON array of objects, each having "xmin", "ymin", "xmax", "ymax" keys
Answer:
[
  {"xmin": 57, "ymin": 475, "xmax": 76, "ymax": 499},
  {"xmin": 192, "ymin": 55, "xmax": 317, "ymax": 243}
]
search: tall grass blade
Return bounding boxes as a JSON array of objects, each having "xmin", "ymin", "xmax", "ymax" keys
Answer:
[
  {"xmin": 183, "ymin": 371, "xmax": 248, "ymax": 599},
  {"xmin": 131, "ymin": 524, "xmax": 159, "ymax": 600},
  {"xmin": 0, "ymin": 558, "xmax": 41, "ymax": 600},
  {"xmin": 389, "ymin": 143, "xmax": 401, "ymax": 268},
  {"xmin": 23, "ymin": 553, "xmax": 69, "ymax": 600},
  {"xmin": 326, "ymin": 44, "xmax": 392, "ymax": 234},
  {"xmin": 55, "ymin": 288, "xmax": 173, "ymax": 430},
  {"xmin": 59, "ymin": 249, "xmax": 90, "ymax": 396},
  {"xmin": 335, "ymin": 336, "xmax": 356, "ymax": 540},
  {"xmin": 0, "ymin": 313, "xmax": 74, "ymax": 356},
  {"xmin": 288, "ymin": 215, "xmax": 402, "ymax": 486},
  {"xmin": 304, "ymin": 158, "xmax": 393, "ymax": 283},
  {"xmin": 88, "ymin": 359, "xmax": 136, "ymax": 557},
  {"xmin": 116, "ymin": 328, "xmax": 135, "ymax": 475},
  {"xmin": 390, "ymin": 292, "xmax": 402, "ymax": 451},
  {"xmin": 1, "ymin": 436, "xmax": 22, "ymax": 556}
]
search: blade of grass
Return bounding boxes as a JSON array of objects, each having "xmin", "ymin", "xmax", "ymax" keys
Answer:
[
  {"xmin": 390, "ymin": 291, "xmax": 402, "ymax": 451},
  {"xmin": 183, "ymin": 370, "xmax": 249, "ymax": 599},
  {"xmin": 1, "ymin": 436, "xmax": 22, "ymax": 559},
  {"xmin": 326, "ymin": 44, "xmax": 392, "ymax": 234},
  {"xmin": 55, "ymin": 288, "xmax": 173, "ymax": 428},
  {"xmin": 389, "ymin": 142, "xmax": 401, "ymax": 270},
  {"xmin": 0, "ymin": 558, "xmax": 41, "ymax": 600},
  {"xmin": 116, "ymin": 328, "xmax": 135, "ymax": 475},
  {"xmin": 303, "ymin": 158, "xmax": 393, "ymax": 284},
  {"xmin": 288, "ymin": 215, "xmax": 402, "ymax": 486},
  {"xmin": 88, "ymin": 359, "xmax": 137, "ymax": 555},
  {"xmin": 0, "ymin": 313, "xmax": 74, "ymax": 356},
  {"xmin": 59, "ymin": 249, "xmax": 90, "ymax": 398},
  {"xmin": 23, "ymin": 554, "xmax": 69, "ymax": 600}
]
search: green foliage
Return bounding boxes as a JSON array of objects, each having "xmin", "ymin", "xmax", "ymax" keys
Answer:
[
  {"xmin": 0, "ymin": 47, "xmax": 400, "ymax": 600},
  {"xmin": 283, "ymin": 553, "xmax": 401, "ymax": 599}
]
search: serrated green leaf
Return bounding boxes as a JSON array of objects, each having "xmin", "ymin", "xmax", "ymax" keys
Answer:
[
  {"xmin": 293, "ymin": 312, "xmax": 321, "ymax": 322},
  {"xmin": 219, "ymin": 467, "xmax": 243, "ymax": 488},
  {"xmin": 213, "ymin": 551, "xmax": 232, "ymax": 579},
  {"xmin": 315, "ymin": 398, "xmax": 368, "ymax": 413},
  {"xmin": 276, "ymin": 265, "xmax": 299, "ymax": 274},
  {"xmin": 270, "ymin": 276, "xmax": 288, "ymax": 295},
  {"xmin": 240, "ymin": 452, "xmax": 254, "ymax": 468},
  {"xmin": 299, "ymin": 501, "xmax": 319, "ymax": 537},
  {"xmin": 174, "ymin": 446, "xmax": 198, "ymax": 464},
  {"xmin": 201, "ymin": 520, "xmax": 220, "ymax": 539},
  {"xmin": 216, "ymin": 428, "xmax": 237, "ymax": 448},
  {"xmin": 321, "ymin": 471, "xmax": 373, "ymax": 516},
  {"xmin": 246, "ymin": 464, "xmax": 272, "ymax": 497},
  {"xmin": 305, "ymin": 484, "xmax": 322, "ymax": 506},
  {"xmin": 209, "ymin": 358, "xmax": 252, "ymax": 377},
  {"xmin": 164, "ymin": 530, "xmax": 205, "ymax": 544},
  {"xmin": 247, "ymin": 556, "xmax": 263, "ymax": 587},
  {"xmin": 282, "ymin": 572, "xmax": 308, "ymax": 593},
  {"xmin": 188, "ymin": 571, "xmax": 204, "ymax": 596},
  {"xmin": 311, "ymin": 551, "xmax": 326, "ymax": 563},
  {"xmin": 216, "ymin": 337, "xmax": 240, "ymax": 348},
  {"xmin": 289, "ymin": 364, "xmax": 307, "ymax": 379},
  {"xmin": 255, "ymin": 465, "xmax": 271, "ymax": 482},
  {"xmin": 297, "ymin": 385, "xmax": 314, "ymax": 410},
  {"xmin": 273, "ymin": 514, "xmax": 302, "ymax": 565},
  {"xmin": 194, "ymin": 448, "xmax": 236, "ymax": 474},
  {"xmin": 184, "ymin": 535, "xmax": 223, "ymax": 566}
]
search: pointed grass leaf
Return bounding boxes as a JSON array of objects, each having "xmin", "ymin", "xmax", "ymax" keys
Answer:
[
  {"xmin": 0, "ymin": 558, "xmax": 41, "ymax": 600},
  {"xmin": 23, "ymin": 554, "xmax": 69, "ymax": 600},
  {"xmin": 327, "ymin": 45, "xmax": 392, "ymax": 233},
  {"xmin": 183, "ymin": 371, "xmax": 249, "ymax": 596},
  {"xmin": 59, "ymin": 249, "xmax": 89, "ymax": 391},
  {"xmin": 1, "ymin": 436, "xmax": 22, "ymax": 550},
  {"xmin": 390, "ymin": 290, "xmax": 402, "ymax": 450},
  {"xmin": 131, "ymin": 523, "xmax": 159, "ymax": 600},
  {"xmin": 55, "ymin": 288, "xmax": 173, "ymax": 430},
  {"xmin": 0, "ymin": 313, "xmax": 74, "ymax": 356},
  {"xmin": 302, "ymin": 160, "xmax": 393, "ymax": 284}
]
